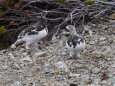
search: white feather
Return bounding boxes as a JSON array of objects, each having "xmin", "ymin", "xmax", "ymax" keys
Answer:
[
  {"xmin": 11, "ymin": 27, "xmax": 48, "ymax": 49},
  {"xmin": 66, "ymin": 41, "xmax": 86, "ymax": 52},
  {"xmin": 66, "ymin": 25, "xmax": 86, "ymax": 58}
]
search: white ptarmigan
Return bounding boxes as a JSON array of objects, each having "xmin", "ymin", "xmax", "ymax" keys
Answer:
[
  {"xmin": 66, "ymin": 25, "xmax": 86, "ymax": 59},
  {"xmin": 11, "ymin": 22, "xmax": 48, "ymax": 50}
]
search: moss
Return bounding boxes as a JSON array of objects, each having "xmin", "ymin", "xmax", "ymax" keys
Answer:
[
  {"xmin": 0, "ymin": 26, "xmax": 7, "ymax": 35},
  {"xmin": 0, "ymin": 10, "xmax": 5, "ymax": 17},
  {"xmin": 84, "ymin": 0, "xmax": 95, "ymax": 5},
  {"xmin": 58, "ymin": 0, "xmax": 66, "ymax": 3}
]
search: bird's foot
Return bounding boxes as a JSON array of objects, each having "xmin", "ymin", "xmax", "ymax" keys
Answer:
[{"xmin": 69, "ymin": 55, "xmax": 77, "ymax": 60}]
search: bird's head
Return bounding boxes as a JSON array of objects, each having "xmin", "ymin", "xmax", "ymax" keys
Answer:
[
  {"xmin": 66, "ymin": 25, "xmax": 78, "ymax": 36},
  {"xmin": 66, "ymin": 25, "xmax": 75, "ymax": 31}
]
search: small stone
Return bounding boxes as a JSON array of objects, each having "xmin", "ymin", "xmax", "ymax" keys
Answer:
[
  {"xmin": 103, "ymin": 25, "xmax": 109, "ymax": 30},
  {"xmin": 92, "ymin": 67, "xmax": 100, "ymax": 74},
  {"xmin": 22, "ymin": 52, "xmax": 27, "ymax": 56},
  {"xmin": 34, "ymin": 52, "xmax": 47, "ymax": 57},
  {"xmin": 21, "ymin": 56, "xmax": 32, "ymax": 62},
  {"xmin": 88, "ymin": 84, "xmax": 101, "ymax": 86},
  {"xmin": 111, "ymin": 13, "xmax": 115, "ymax": 19},
  {"xmin": 69, "ymin": 73, "xmax": 81, "ymax": 78},
  {"xmin": 28, "ymin": 63, "xmax": 34, "ymax": 68},
  {"xmin": 99, "ymin": 37, "xmax": 106, "ymax": 41},
  {"xmin": 62, "ymin": 52, "xmax": 67, "ymax": 55},
  {"xmin": 86, "ymin": 44, "xmax": 92, "ymax": 49},
  {"xmin": 11, "ymin": 44, "xmax": 16, "ymax": 49},
  {"xmin": 99, "ymin": 41, "xmax": 107, "ymax": 45},
  {"xmin": 8, "ymin": 53, "xmax": 14, "ymax": 56},
  {"xmin": 113, "ymin": 40, "xmax": 115, "ymax": 43},
  {"xmin": 19, "ymin": 48, "xmax": 25, "ymax": 52},
  {"xmin": 46, "ymin": 82, "xmax": 51, "ymax": 86},
  {"xmin": 8, "ymin": 53, "xmax": 15, "ymax": 59},
  {"xmin": 54, "ymin": 61, "xmax": 68, "ymax": 72},
  {"xmin": 90, "ymin": 51, "xmax": 101, "ymax": 57},
  {"xmin": 53, "ymin": 69, "xmax": 61, "ymax": 73},
  {"xmin": 89, "ymin": 41, "xmax": 95, "ymax": 45},
  {"xmin": 112, "ymin": 83, "xmax": 115, "ymax": 86},
  {"xmin": 93, "ymin": 78, "xmax": 101, "ymax": 84},
  {"xmin": 0, "ymin": 74, "xmax": 2, "ymax": 79},
  {"xmin": 44, "ymin": 63, "xmax": 50, "ymax": 67},
  {"xmin": 37, "ymin": 85, "xmax": 46, "ymax": 86},
  {"xmin": 102, "ymin": 50, "xmax": 110, "ymax": 56},
  {"xmin": 101, "ymin": 80, "xmax": 108, "ymax": 84},
  {"xmin": 13, "ymin": 63, "xmax": 20, "ymax": 70},
  {"xmin": 13, "ymin": 81, "xmax": 22, "ymax": 86},
  {"xmin": 2, "ymin": 65, "xmax": 9, "ymax": 70},
  {"xmin": 51, "ymin": 82, "xmax": 61, "ymax": 86},
  {"xmin": 84, "ymin": 79, "xmax": 92, "ymax": 84},
  {"xmin": 29, "ymin": 71, "xmax": 37, "ymax": 77},
  {"xmin": 0, "ymin": 83, "xmax": 3, "ymax": 86},
  {"xmin": 62, "ymin": 83, "xmax": 69, "ymax": 86},
  {"xmin": 112, "ymin": 64, "xmax": 115, "ymax": 68},
  {"xmin": 28, "ymin": 81, "xmax": 33, "ymax": 85}
]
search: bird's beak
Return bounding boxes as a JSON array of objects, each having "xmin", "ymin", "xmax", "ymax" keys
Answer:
[{"xmin": 65, "ymin": 25, "xmax": 68, "ymax": 30}]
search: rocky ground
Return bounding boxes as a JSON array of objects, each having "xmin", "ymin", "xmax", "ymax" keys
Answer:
[{"xmin": 0, "ymin": 20, "xmax": 115, "ymax": 86}]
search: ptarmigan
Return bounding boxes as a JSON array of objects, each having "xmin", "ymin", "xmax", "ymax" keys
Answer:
[
  {"xmin": 11, "ymin": 21, "xmax": 48, "ymax": 50},
  {"xmin": 66, "ymin": 25, "xmax": 86, "ymax": 59}
]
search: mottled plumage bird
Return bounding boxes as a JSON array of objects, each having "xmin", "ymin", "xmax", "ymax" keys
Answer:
[
  {"xmin": 66, "ymin": 25, "xmax": 86, "ymax": 59},
  {"xmin": 11, "ymin": 21, "xmax": 48, "ymax": 50}
]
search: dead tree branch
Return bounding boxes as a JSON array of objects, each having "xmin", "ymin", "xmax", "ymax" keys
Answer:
[{"xmin": 0, "ymin": 0, "xmax": 115, "ymax": 44}]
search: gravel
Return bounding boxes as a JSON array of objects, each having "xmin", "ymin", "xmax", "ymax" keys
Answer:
[{"xmin": 0, "ymin": 21, "xmax": 115, "ymax": 86}]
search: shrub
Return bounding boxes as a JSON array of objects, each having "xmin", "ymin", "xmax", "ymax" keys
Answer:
[
  {"xmin": 0, "ymin": 26, "xmax": 7, "ymax": 35},
  {"xmin": 58, "ymin": 0, "xmax": 66, "ymax": 3},
  {"xmin": 84, "ymin": 0, "xmax": 95, "ymax": 5}
]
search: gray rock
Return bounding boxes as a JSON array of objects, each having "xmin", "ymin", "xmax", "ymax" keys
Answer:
[
  {"xmin": 0, "ymin": 22, "xmax": 115, "ymax": 86},
  {"xmin": 69, "ymin": 73, "xmax": 81, "ymax": 78},
  {"xmin": 112, "ymin": 64, "xmax": 115, "ymax": 68},
  {"xmin": 88, "ymin": 84, "xmax": 101, "ymax": 86},
  {"xmin": 112, "ymin": 83, "xmax": 115, "ymax": 86},
  {"xmin": 54, "ymin": 61, "xmax": 68, "ymax": 72},
  {"xmin": 92, "ymin": 67, "xmax": 100, "ymax": 74},
  {"xmin": 99, "ymin": 37, "xmax": 107, "ymax": 41},
  {"xmin": 34, "ymin": 52, "xmax": 48, "ymax": 57},
  {"xmin": 13, "ymin": 81, "xmax": 22, "ymax": 86},
  {"xmin": 93, "ymin": 79, "xmax": 101, "ymax": 85}
]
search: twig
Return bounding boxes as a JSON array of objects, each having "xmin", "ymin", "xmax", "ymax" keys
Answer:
[{"xmin": 99, "ymin": 1, "xmax": 115, "ymax": 6}]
